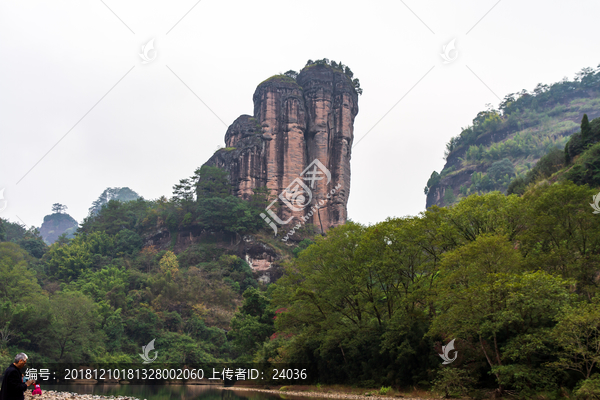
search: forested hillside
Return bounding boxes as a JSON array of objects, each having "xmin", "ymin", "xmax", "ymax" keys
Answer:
[
  {"xmin": 264, "ymin": 182, "xmax": 600, "ymax": 397},
  {"xmin": 3, "ymin": 167, "xmax": 600, "ymax": 396},
  {"xmin": 3, "ymin": 62, "xmax": 600, "ymax": 399},
  {"xmin": 505, "ymin": 113, "xmax": 600, "ymax": 195},
  {"xmin": 425, "ymin": 64, "xmax": 600, "ymax": 207},
  {"xmin": 0, "ymin": 165, "xmax": 304, "ymax": 366}
]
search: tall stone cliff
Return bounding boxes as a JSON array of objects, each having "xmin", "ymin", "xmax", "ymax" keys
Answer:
[{"xmin": 203, "ymin": 64, "xmax": 359, "ymax": 233}]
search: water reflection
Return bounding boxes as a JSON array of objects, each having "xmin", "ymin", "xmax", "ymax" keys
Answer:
[{"xmin": 41, "ymin": 385, "xmax": 286, "ymax": 400}]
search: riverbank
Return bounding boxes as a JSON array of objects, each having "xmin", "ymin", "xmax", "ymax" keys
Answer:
[
  {"xmin": 223, "ymin": 386, "xmax": 433, "ymax": 400},
  {"xmin": 22, "ymin": 386, "xmax": 434, "ymax": 400},
  {"xmin": 25, "ymin": 391, "xmax": 142, "ymax": 400}
]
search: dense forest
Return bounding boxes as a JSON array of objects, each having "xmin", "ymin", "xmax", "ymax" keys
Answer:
[
  {"xmin": 3, "ymin": 163, "xmax": 600, "ymax": 397},
  {"xmin": 3, "ymin": 66, "xmax": 600, "ymax": 399},
  {"xmin": 0, "ymin": 165, "xmax": 275, "ymax": 366}
]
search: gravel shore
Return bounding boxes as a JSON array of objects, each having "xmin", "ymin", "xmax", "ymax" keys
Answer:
[
  {"xmin": 223, "ymin": 386, "xmax": 429, "ymax": 400},
  {"xmin": 24, "ymin": 391, "xmax": 142, "ymax": 400},
  {"xmin": 22, "ymin": 387, "xmax": 429, "ymax": 400}
]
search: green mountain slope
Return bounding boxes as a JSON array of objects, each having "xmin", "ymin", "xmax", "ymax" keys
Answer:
[
  {"xmin": 425, "ymin": 65, "xmax": 600, "ymax": 208},
  {"xmin": 504, "ymin": 114, "xmax": 600, "ymax": 194}
]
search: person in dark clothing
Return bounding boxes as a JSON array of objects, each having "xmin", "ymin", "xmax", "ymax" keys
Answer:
[{"xmin": 0, "ymin": 353, "xmax": 35, "ymax": 400}]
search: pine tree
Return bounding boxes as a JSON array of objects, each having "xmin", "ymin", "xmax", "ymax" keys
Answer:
[{"xmin": 581, "ymin": 113, "xmax": 591, "ymax": 145}]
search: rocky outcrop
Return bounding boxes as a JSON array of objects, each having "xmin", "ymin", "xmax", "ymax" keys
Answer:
[
  {"xmin": 204, "ymin": 65, "xmax": 359, "ymax": 233},
  {"xmin": 39, "ymin": 213, "xmax": 78, "ymax": 244}
]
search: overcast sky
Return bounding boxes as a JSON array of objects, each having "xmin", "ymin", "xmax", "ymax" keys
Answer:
[{"xmin": 1, "ymin": 0, "xmax": 599, "ymax": 229}]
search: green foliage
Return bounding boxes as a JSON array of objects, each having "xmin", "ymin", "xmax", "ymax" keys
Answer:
[
  {"xmin": 424, "ymin": 171, "xmax": 441, "ymax": 194},
  {"xmin": 67, "ymin": 266, "xmax": 129, "ymax": 308},
  {"xmin": 195, "ymin": 165, "xmax": 231, "ymax": 199},
  {"xmin": 443, "ymin": 187, "xmax": 456, "ymax": 205},
  {"xmin": 0, "ymin": 219, "xmax": 48, "ymax": 258},
  {"xmin": 284, "ymin": 70, "xmax": 298, "ymax": 80},
  {"xmin": 47, "ymin": 291, "xmax": 103, "ymax": 362},
  {"xmin": 177, "ymin": 244, "xmax": 223, "ymax": 268},
  {"xmin": 470, "ymin": 171, "xmax": 494, "ymax": 193},
  {"xmin": 271, "ymin": 220, "xmax": 437, "ymax": 385},
  {"xmin": 260, "ymin": 74, "xmax": 297, "ymax": 85},
  {"xmin": 2, "ymin": 220, "xmax": 27, "ymax": 242},
  {"xmin": 0, "ymin": 243, "xmax": 43, "ymax": 302},
  {"xmin": 45, "ymin": 231, "xmax": 115, "ymax": 281},
  {"xmin": 551, "ymin": 301, "xmax": 600, "ymax": 379},
  {"xmin": 565, "ymin": 142, "xmax": 600, "ymax": 186},
  {"xmin": 88, "ymin": 187, "xmax": 140, "ymax": 216},
  {"xmin": 303, "ymin": 58, "xmax": 362, "ymax": 95},
  {"xmin": 567, "ymin": 132, "xmax": 586, "ymax": 162},
  {"xmin": 582, "ymin": 113, "xmax": 592, "ymax": 143},
  {"xmin": 16, "ymin": 227, "xmax": 47, "ymax": 258},
  {"xmin": 292, "ymin": 238, "xmax": 314, "ymax": 258},
  {"xmin": 80, "ymin": 198, "xmax": 149, "ymax": 236},
  {"xmin": 159, "ymin": 250, "xmax": 179, "ymax": 275},
  {"xmin": 487, "ymin": 158, "xmax": 515, "ymax": 181},
  {"xmin": 260, "ymin": 183, "xmax": 600, "ymax": 392},
  {"xmin": 433, "ymin": 64, "xmax": 600, "ymax": 201},
  {"xmin": 10, "ymin": 121, "xmax": 600, "ymax": 396},
  {"xmin": 444, "ymin": 136, "xmax": 461, "ymax": 159},
  {"xmin": 431, "ymin": 368, "xmax": 477, "ymax": 398},
  {"xmin": 507, "ymin": 147, "xmax": 565, "ymax": 195},
  {"xmin": 576, "ymin": 374, "xmax": 600, "ymax": 400},
  {"xmin": 228, "ymin": 287, "xmax": 275, "ymax": 360},
  {"xmin": 196, "ymin": 195, "xmax": 263, "ymax": 234},
  {"xmin": 51, "ymin": 203, "xmax": 67, "ymax": 214},
  {"xmin": 430, "ymin": 234, "xmax": 570, "ymax": 390},
  {"xmin": 379, "ymin": 386, "xmax": 392, "ymax": 395},
  {"xmin": 1, "ymin": 160, "xmax": 280, "ymax": 365},
  {"xmin": 518, "ymin": 181, "xmax": 600, "ymax": 298},
  {"xmin": 506, "ymin": 175, "xmax": 527, "ymax": 196},
  {"xmin": 115, "ymin": 229, "xmax": 142, "ymax": 255}
]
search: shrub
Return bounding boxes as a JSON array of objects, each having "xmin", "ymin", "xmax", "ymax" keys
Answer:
[
  {"xmin": 487, "ymin": 158, "xmax": 515, "ymax": 181},
  {"xmin": 575, "ymin": 374, "xmax": 600, "ymax": 400},
  {"xmin": 431, "ymin": 368, "xmax": 476, "ymax": 398},
  {"xmin": 566, "ymin": 132, "xmax": 585, "ymax": 161},
  {"xmin": 379, "ymin": 386, "xmax": 392, "ymax": 395},
  {"xmin": 564, "ymin": 142, "xmax": 600, "ymax": 186},
  {"xmin": 507, "ymin": 175, "xmax": 527, "ymax": 196}
]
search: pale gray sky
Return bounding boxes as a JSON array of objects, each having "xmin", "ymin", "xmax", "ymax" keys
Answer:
[{"xmin": 1, "ymin": 0, "xmax": 599, "ymax": 228}]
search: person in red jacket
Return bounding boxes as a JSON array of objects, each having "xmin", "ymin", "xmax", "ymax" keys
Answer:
[
  {"xmin": 0, "ymin": 353, "xmax": 35, "ymax": 400},
  {"xmin": 31, "ymin": 383, "xmax": 42, "ymax": 396}
]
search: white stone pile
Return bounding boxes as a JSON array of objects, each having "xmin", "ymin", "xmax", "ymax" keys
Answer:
[{"xmin": 25, "ymin": 391, "xmax": 144, "ymax": 400}]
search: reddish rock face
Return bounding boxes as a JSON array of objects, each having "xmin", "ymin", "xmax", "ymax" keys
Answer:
[
  {"xmin": 298, "ymin": 66, "xmax": 359, "ymax": 230},
  {"xmin": 203, "ymin": 66, "xmax": 359, "ymax": 233}
]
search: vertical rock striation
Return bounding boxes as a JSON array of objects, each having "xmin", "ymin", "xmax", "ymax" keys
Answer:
[
  {"xmin": 298, "ymin": 66, "xmax": 358, "ymax": 229},
  {"xmin": 203, "ymin": 64, "xmax": 359, "ymax": 233}
]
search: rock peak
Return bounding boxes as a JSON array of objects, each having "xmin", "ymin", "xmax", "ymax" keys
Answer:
[{"xmin": 203, "ymin": 62, "xmax": 360, "ymax": 234}]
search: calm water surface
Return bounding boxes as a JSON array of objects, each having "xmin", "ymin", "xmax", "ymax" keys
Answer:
[{"xmin": 40, "ymin": 385, "xmax": 293, "ymax": 400}]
